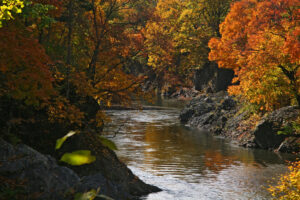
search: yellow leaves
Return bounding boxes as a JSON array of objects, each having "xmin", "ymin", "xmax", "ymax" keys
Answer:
[
  {"xmin": 0, "ymin": 0, "xmax": 24, "ymax": 27},
  {"xmin": 144, "ymin": 0, "xmax": 214, "ymax": 86},
  {"xmin": 178, "ymin": 9, "xmax": 192, "ymax": 22},
  {"xmin": 268, "ymin": 160, "xmax": 300, "ymax": 200},
  {"xmin": 60, "ymin": 150, "xmax": 96, "ymax": 166}
]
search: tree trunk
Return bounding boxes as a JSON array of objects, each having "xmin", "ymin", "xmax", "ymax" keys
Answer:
[{"xmin": 279, "ymin": 64, "xmax": 300, "ymax": 106}]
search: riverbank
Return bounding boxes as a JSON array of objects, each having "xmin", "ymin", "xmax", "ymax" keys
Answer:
[{"xmin": 179, "ymin": 92, "xmax": 300, "ymax": 154}]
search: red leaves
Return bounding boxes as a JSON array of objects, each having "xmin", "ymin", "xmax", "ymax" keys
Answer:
[{"xmin": 0, "ymin": 25, "xmax": 55, "ymax": 107}]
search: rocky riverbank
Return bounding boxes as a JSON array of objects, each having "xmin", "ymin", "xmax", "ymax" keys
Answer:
[
  {"xmin": 180, "ymin": 92, "xmax": 300, "ymax": 154},
  {"xmin": 0, "ymin": 135, "xmax": 161, "ymax": 200}
]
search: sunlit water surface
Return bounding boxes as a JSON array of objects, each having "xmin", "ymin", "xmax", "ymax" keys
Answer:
[{"xmin": 103, "ymin": 100, "xmax": 296, "ymax": 200}]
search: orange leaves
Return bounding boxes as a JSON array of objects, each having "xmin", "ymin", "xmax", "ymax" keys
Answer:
[
  {"xmin": 209, "ymin": 0, "xmax": 300, "ymax": 111},
  {"xmin": 48, "ymin": 97, "xmax": 84, "ymax": 126},
  {"xmin": 284, "ymin": 27, "xmax": 300, "ymax": 63}
]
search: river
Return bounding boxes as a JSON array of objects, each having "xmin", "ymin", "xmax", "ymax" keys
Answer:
[{"xmin": 103, "ymin": 99, "xmax": 296, "ymax": 200}]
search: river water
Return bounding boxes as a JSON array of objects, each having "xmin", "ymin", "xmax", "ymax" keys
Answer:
[{"xmin": 103, "ymin": 100, "xmax": 296, "ymax": 200}]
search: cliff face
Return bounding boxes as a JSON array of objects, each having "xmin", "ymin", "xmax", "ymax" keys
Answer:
[
  {"xmin": 194, "ymin": 62, "xmax": 234, "ymax": 93},
  {"xmin": 179, "ymin": 92, "xmax": 300, "ymax": 154}
]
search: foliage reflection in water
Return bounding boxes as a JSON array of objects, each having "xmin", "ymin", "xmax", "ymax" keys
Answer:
[{"xmin": 103, "ymin": 103, "xmax": 296, "ymax": 200}]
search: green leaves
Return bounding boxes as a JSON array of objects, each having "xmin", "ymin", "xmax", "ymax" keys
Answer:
[
  {"xmin": 60, "ymin": 150, "xmax": 96, "ymax": 166},
  {"xmin": 22, "ymin": 2, "xmax": 56, "ymax": 29},
  {"xmin": 56, "ymin": 131, "xmax": 96, "ymax": 166},
  {"xmin": 98, "ymin": 136, "xmax": 118, "ymax": 151},
  {"xmin": 56, "ymin": 131, "xmax": 77, "ymax": 150},
  {"xmin": 74, "ymin": 188, "xmax": 114, "ymax": 200},
  {"xmin": 55, "ymin": 131, "xmax": 117, "ymax": 166},
  {"xmin": 278, "ymin": 122, "xmax": 300, "ymax": 135},
  {"xmin": 74, "ymin": 188, "xmax": 99, "ymax": 200}
]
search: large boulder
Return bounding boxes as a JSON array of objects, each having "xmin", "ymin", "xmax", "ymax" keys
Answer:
[
  {"xmin": 0, "ymin": 135, "xmax": 161, "ymax": 200},
  {"xmin": 0, "ymin": 139, "xmax": 80, "ymax": 200},
  {"xmin": 58, "ymin": 133, "xmax": 161, "ymax": 200},
  {"xmin": 253, "ymin": 106, "xmax": 299, "ymax": 151}
]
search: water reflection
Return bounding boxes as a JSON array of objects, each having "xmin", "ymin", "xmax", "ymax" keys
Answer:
[{"xmin": 103, "ymin": 104, "xmax": 296, "ymax": 200}]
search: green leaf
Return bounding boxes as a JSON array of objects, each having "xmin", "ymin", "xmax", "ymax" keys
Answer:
[
  {"xmin": 74, "ymin": 188, "xmax": 99, "ymax": 200},
  {"xmin": 97, "ymin": 194, "xmax": 114, "ymax": 200},
  {"xmin": 98, "ymin": 136, "xmax": 118, "ymax": 151},
  {"xmin": 60, "ymin": 150, "xmax": 96, "ymax": 166},
  {"xmin": 55, "ymin": 131, "xmax": 77, "ymax": 150}
]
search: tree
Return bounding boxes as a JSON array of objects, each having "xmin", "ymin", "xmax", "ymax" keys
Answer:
[
  {"xmin": 209, "ymin": 0, "xmax": 300, "ymax": 111},
  {"xmin": 143, "ymin": 0, "xmax": 232, "ymax": 92},
  {"xmin": 0, "ymin": 0, "xmax": 153, "ymax": 136}
]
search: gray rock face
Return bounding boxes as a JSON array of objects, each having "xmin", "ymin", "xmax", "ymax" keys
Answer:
[
  {"xmin": 167, "ymin": 87, "xmax": 200, "ymax": 99},
  {"xmin": 179, "ymin": 93, "xmax": 299, "ymax": 153},
  {"xmin": 253, "ymin": 106, "xmax": 299, "ymax": 150},
  {"xmin": 0, "ymin": 139, "xmax": 80, "ymax": 200},
  {"xmin": 0, "ymin": 137, "xmax": 161, "ymax": 200},
  {"xmin": 179, "ymin": 92, "xmax": 237, "ymax": 135}
]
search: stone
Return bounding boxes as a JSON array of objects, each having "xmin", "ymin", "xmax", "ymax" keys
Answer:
[
  {"xmin": 179, "ymin": 92, "xmax": 236, "ymax": 135},
  {"xmin": 179, "ymin": 108, "xmax": 195, "ymax": 123},
  {"xmin": 276, "ymin": 137, "xmax": 300, "ymax": 153},
  {"xmin": 253, "ymin": 106, "xmax": 299, "ymax": 150},
  {"xmin": 179, "ymin": 93, "xmax": 299, "ymax": 153},
  {"xmin": 0, "ymin": 139, "xmax": 80, "ymax": 200},
  {"xmin": 0, "ymin": 137, "xmax": 161, "ymax": 200},
  {"xmin": 194, "ymin": 62, "xmax": 234, "ymax": 92},
  {"xmin": 58, "ymin": 134, "xmax": 161, "ymax": 200}
]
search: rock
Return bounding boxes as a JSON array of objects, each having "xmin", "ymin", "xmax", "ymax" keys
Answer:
[
  {"xmin": 58, "ymin": 134, "xmax": 161, "ymax": 200},
  {"xmin": 221, "ymin": 96, "xmax": 236, "ymax": 110},
  {"xmin": 253, "ymin": 106, "xmax": 299, "ymax": 150},
  {"xmin": 0, "ymin": 139, "xmax": 80, "ymax": 200},
  {"xmin": 0, "ymin": 136, "xmax": 161, "ymax": 200},
  {"xmin": 194, "ymin": 62, "xmax": 216, "ymax": 91},
  {"xmin": 214, "ymin": 68, "xmax": 235, "ymax": 92},
  {"xmin": 78, "ymin": 173, "xmax": 128, "ymax": 200},
  {"xmin": 180, "ymin": 93, "xmax": 299, "ymax": 153},
  {"xmin": 223, "ymin": 109, "xmax": 256, "ymax": 146},
  {"xmin": 194, "ymin": 62, "xmax": 234, "ymax": 92},
  {"xmin": 276, "ymin": 137, "xmax": 300, "ymax": 153},
  {"xmin": 179, "ymin": 92, "xmax": 237, "ymax": 135},
  {"xmin": 165, "ymin": 87, "xmax": 200, "ymax": 99}
]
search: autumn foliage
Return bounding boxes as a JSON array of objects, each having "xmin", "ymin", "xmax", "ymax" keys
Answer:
[
  {"xmin": 0, "ymin": 0, "xmax": 299, "ymax": 142},
  {"xmin": 143, "ymin": 0, "xmax": 232, "ymax": 92},
  {"xmin": 268, "ymin": 160, "xmax": 300, "ymax": 200},
  {"xmin": 0, "ymin": 0, "xmax": 152, "ymax": 143},
  {"xmin": 209, "ymin": 0, "xmax": 300, "ymax": 111}
]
